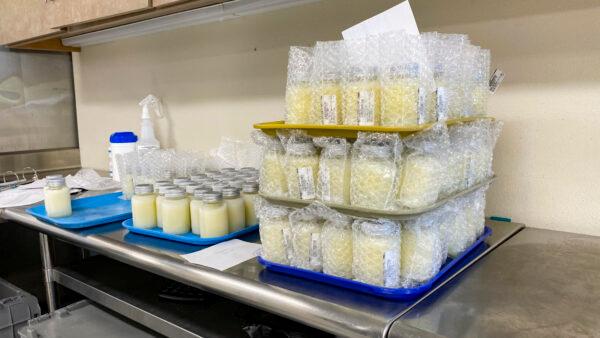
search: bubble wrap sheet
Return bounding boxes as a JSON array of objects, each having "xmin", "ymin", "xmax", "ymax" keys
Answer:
[
  {"xmin": 314, "ymin": 137, "xmax": 351, "ymax": 205},
  {"xmin": 401, "ymin": 208, "xmax": 449, "ymax": 287},
  {"xmin": 321, "ymin": 209, "xmax": 354, "ymax": 279},
  {"xmin": 253, "ymin": 131, "xmax": 288, "ymax": 198},
  {"xmin": 257, "ymin": 198, "xmax": 293, "ymax": 265},
  {"xmin": 289, "ymin": 203, "xmax": 331, "ymax": 271},
  {"xmin": 352, "ymin": 219, "xmax": 402, "ymax": 287},
  {"xmin": 309, "ymin": 41, "xmax": 344, "ymax": 125},
  {"xmin": 282, "ymin": 131, "xmax": 319, "ymax": 200},
  {"xmin": 285, "ymin": 47, "xmax": 313, "ymax": 124},
  {"xmin": 396, "ymin": 123, "xmax": 449, "ymax": 209},
  {"xmin": 350, "ymin": 132, "xmax": 402, "ymax": 211}
]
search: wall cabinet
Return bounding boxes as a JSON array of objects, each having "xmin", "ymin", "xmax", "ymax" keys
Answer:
[
  {"xmin": 46, "ymin": 0, "xmax": 151, "ymax": 28},
  {"xmin": 0, "ymin": 1, "xmax": 56, "ymax": 45}
]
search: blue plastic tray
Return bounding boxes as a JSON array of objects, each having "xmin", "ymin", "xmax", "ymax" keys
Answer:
[
  {"xmin": 26, "ymin": 192, "xmax": 131, "ymax": 229},
  {"xmin": 258, "ymin": 226, "xmax": 492, "ymax": 300},
  {"xmin": 122, "ymin": 218, "xmax": 259, "ymax": 245}
]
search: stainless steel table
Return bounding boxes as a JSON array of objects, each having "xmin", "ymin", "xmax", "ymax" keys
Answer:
[
  {"xmin": 391, "ymin": 227, "xmax": 600, "ymax": 337},
  {"xmin": 2, "ymin": 194, "xmax": 524, "ymax": 338}
]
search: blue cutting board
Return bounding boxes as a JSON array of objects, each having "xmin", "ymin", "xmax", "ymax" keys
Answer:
[{"xmin": 27, "ymin": 192, "xmax": 131, "ymax": 229}]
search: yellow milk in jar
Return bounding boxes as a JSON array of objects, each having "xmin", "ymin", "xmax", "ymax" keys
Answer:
[
  {"xmin": 397, "ymin": 153, "xmax": 442, "ymax": 209},
  {"xmin": 190, "ymin": 188, "xmax": 212, "ymax": 235},
  {"xmin": 321, "ymin": 217, "xmax": 353, "ymax": 279},
  {"xmin": 241, "ymin": 182, "xmax": 259, "ymax": 226},
  {"xmin": 285, "ymin": 82, "xmax": 312, "ymax": 124},
  {"xmin": 161, "ymin": 189, "xmax": 191, "ymax": 235},
  {"xmin": 222, "ymin": 187, "xmax": 245, "ymax": 233},
  {"xmin": 401, "ymin": 221, "xmax": 446, "ymax": 285},
  {"xmin": 259, "ymin": 144, "xmax": 288, "ymax": 198},
  {"xmin": 284, "ymin": 142, "xmax": 319, "ymax": 200},
  {"xmin": 381, "ymin": 64, "xmax": 420, "ymax": 126},
  {"xmin": 291, "ymin": 219, "xmax": 323, "ymax": 271},
  {"xmin": 350, "ymin": 144, "xmax": 397, "ymax": 210},
  {"xmin": 259, "ymin": 208, "xmax": 292, "ymax": 264},
  {"xmin": 352, "ymin": 220, "xmax": 401, "ymax": 287},
  {"xmin": 43, "ymin": 175, "xmax": 72, "ymax": 218},
  {"xmin": 156, "ymin": 185, "xmax": 177, "ymax": 228},
  {"xmin": 131, "ymin": 184, "xmax": 156, "ymax": 229},
  {"xmin": 343, "ymin": 78, "xmax": 381, "ymax": 126},
  {"xmin": 200, "ymin": 192, "xmax": 229, "ymax": 238}
]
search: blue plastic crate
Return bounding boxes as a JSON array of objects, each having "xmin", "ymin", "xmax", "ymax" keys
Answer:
[
  {"xmin": 122, "ymin": 218, "xmax": 259, "ymax": 245},
  {"xmin": 26, "ymin": 192, "xmax": 131, "ymax": 229},
  {"xmin": 258, "ymin": 226, "xmax": 492, "ymax": 300}
]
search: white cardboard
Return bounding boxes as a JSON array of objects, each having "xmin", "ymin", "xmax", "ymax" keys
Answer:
[{"xmin": 342, "ymin": 1, "xmax": 419, "ymax": 40}]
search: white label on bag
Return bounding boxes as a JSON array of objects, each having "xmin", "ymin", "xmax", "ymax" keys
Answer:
[
  {"xmin": 297, "ymin": 167, "xmax": 316, "ymax": 200},
  {"xmin": 358, "ymin": 90, "xmax": 375, "ymax": 126},
  {"xmin": 309, "ymin": 232, "xmax": 321, "ymax": 268},
  {"xmin": 383, "ymin": 249, "xmax": 400, "ymax": 287},
  {"xmin": 417, "ymin": 87, "xmax": 427, "ymax": 124},
  {"xmin": 282, "ymin": 228, "xmax": 293, "ymax": 261},
  {"xmin": 319, "ymin": 166, "xmax": 331, "ymax": 201},
  {"xmin": 436, "ymin": 86, "xmax": 449, "ymax": 121},
  {"xmin": 322, "ymin": 95, "xmax": 338, "ymax": 125},
  {"xmin": 489, "ymin": 68, "xmax": 505, "ymax": 93}
]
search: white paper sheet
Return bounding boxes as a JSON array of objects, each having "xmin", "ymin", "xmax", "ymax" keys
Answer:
[
  {"xmin": 342, "ymin": 0, "xmax": 419, "ymax": 40},
  {"xmin": 180, "ymin": 239, "xmax": 262, "ymax": 271}
]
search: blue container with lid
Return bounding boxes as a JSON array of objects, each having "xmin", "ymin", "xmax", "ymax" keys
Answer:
[{"xmin": 109, "ymin": 131, "xmax": 138, "ymax": 181}]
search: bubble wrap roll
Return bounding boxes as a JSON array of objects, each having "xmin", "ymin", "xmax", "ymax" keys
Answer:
[{"xmin": 352, "ymin": 219, "xmax": 401, "ymax": 287}]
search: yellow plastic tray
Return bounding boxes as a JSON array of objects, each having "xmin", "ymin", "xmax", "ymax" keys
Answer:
[{"xmin": 254, "ymin": 116, "xmax": 492, "ymax": 138}]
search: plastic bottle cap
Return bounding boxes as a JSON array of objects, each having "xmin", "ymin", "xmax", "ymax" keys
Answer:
[
  {"xmin": 239, "ymin": 167, "xmax": 256, "ymax": 172},
  {"xmin": 242, "ymin": 182, "xmax": 259, "ymax": 193},
  {"xmin": 203, "ymin": 192, "xmax": 223, "ymax": 203},
  {"xmin": 220, "ymin": 167, "xmax": 236, "ymax": 173},
  {"xmin": 205, "ymin": 171, "xmax": 220, "ymax": 178},
  {"xmin": 222, "ymin": 187, "xmax": 241, "ymax": 198},
  {"xmin": 177, "ymin": 180, "xmax": 195, "ymax": 187},
  {"xmin": 154, "ymin": 180, "xmax": 172, "ymax": 186},
  {"xmin": 193, "ymin": 187, "xmax": 212, "ymax": 199},
  {"xmin": 165, "ymin": 188, "xmax": 186, "ymax": 199},
  {"xmin": 110, "ymin": 132, "xmax": 138, "ymax": 143},
  {"xmin": 135, "ymin": 184, "xmax": 154, "ymax": 195}
]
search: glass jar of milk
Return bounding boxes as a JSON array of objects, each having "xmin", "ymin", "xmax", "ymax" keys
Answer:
[
  {"xmin": 259, "ymin": 142, "xmax": 288, "ymax": 198},
  {"xmin": 43, "ymin": 175, "xmax": 72, "ymax": 218},
  {"xmin": 156, "ymin": 184, "xmax": 176, "ymax": 228},
  {"xmin": 199, "ymin": 192, "xmax": 229, "ymax": 238},
  {"xmin": 131, "ymin": 184, "xmax": 156, "ymax": 229},
  {"xmin": 161, "ymin": 188, "xmax": 191, "ymax": 235},
  {"xmin": 241, "ymin": 182, "xmax": 259, "ymax": 227},
  {"xmin": 222, "ymin": 187, "xmax": 245, "ymax": 233},
  {"xmin": 190, "ymin": 187, "xmax": 212, "ymax": 235},
  {"xmin": 258, "ymin": 206, "xmax": 292, "ymax": 265}
]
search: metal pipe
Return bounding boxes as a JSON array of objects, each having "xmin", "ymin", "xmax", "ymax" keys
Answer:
[{"xmin": 39, "ymin": 233, "xmax": 56, "ymax": 312}]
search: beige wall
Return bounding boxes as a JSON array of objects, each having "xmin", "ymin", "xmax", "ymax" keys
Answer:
[{"xmin": 73, "ymin": 0, "xmax": 600, "ymax": 235}]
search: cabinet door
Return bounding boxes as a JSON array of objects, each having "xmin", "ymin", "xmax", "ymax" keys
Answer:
[
  {"xmin": 0, "ymin": 1, "xmax": 56, "ymax": 45},
  {"xmin": 46, "ymin": 0, "xmax": 151, "ymax": 28}
]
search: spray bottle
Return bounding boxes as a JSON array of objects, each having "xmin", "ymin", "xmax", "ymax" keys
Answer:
[{"xmin": 138, "ymin": 94, "xmax": 163, "ymax": 153}]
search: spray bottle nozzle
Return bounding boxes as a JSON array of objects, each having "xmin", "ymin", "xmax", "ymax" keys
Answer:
[{"xmin": 139, "ymin": 94, "xmax": 163, "ymax": 119}]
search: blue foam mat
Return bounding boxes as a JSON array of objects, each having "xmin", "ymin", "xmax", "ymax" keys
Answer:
[
  {"xmin": 258, "ymin": 226, "xmax": 492, "ymax": 300},
  {"xmin": 27, "ymin": 192, "xmax": 131, "ymax": 229},
  {"xmin": 122, "ymin": 218, "xmax": 259, "ymax": 245}
]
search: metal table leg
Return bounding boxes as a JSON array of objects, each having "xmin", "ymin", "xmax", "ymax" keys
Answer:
[{"xmin": 39, "ymin": 233, "xmax": 56, "ymax": 312}]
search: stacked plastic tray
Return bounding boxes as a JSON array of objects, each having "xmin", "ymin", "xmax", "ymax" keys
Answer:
[{"xmin": 0, "ymin": 278, "xmax": 41, "ymax": 338}]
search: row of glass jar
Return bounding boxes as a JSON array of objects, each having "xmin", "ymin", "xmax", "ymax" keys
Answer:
[
  {"xmin": 131, "ymin": 168, "xmax": 260, "ymax": 238},
  {"xmin": 259, "ymin": 121, "xmax": 500, "ymax": 212},
  {"xmin": 259, "ymin": 187, "xmax": 486, "ymax": 288},
  {"xmin": 285, "ymin": 78, "xmax": 488, "ymax": 127}
]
